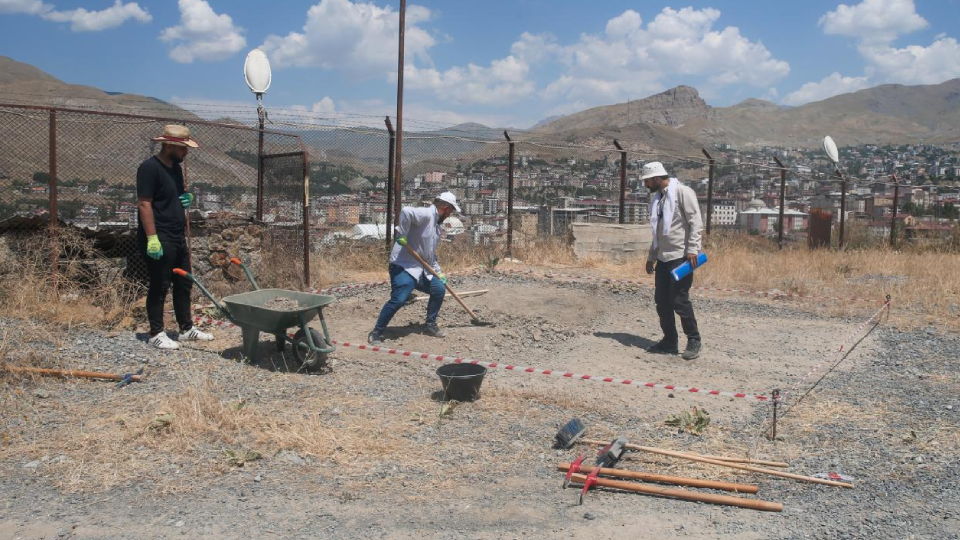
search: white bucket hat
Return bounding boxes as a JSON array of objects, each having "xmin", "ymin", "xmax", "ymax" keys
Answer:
[
  {"xmin": 435, "ymin": 191, "xmax": 461, "ymax": 213},
  {"xmin": 640, "ymin": 161, "xmax": 668, "ymax": 180}
]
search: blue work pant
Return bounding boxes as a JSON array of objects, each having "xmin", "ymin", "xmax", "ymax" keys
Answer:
[{"xmin": 374, "ymin": 264, "xmax": 445, "ymax": 331}]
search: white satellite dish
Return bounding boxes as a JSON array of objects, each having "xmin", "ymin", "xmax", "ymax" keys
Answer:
[
  {"xmin": 244, "ymin": 49, "xmax": 272, "ymax": 95},
  {"xmin": 823, "ymin": 135, "xmax": 839, "ymax": 164}
]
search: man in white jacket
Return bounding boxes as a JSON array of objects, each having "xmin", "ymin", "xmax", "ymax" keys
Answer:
[
  {"xmin": 642, "ymin": 162, "xmax": 703, "ymax": 360},
  {"xmin": 368, "ymin": 192, "xmax": 460, "ymax": 345}
]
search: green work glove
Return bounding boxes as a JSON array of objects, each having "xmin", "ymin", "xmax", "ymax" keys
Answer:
[
  {"xmin": 179, "ymin": 192, "xmax": 194, "ymax": 209},
  {"xmin": 438, "ymin": 273, "xmax": 447, "ymax": 285},
  {"xmin": 396, "ymin": 235, "xmax": 408, "ymax": 247},
  {"xmin": 146, "ymin": 235, "xmax": 163, "ymax": 260}
]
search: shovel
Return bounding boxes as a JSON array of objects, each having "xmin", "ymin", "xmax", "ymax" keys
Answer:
[{"xmin": 401, "ymin": 243, "xmax": 493, "ymax": 327}]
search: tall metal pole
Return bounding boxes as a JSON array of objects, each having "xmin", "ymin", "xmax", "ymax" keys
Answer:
[
  {"xmin": 890, "ymin": 175, "xmax": 900, "ymax": 248},
  {"xmin": 256, "ymin": 101, "xmax": 265, "ymax": 221},
  {"xmin": 614, "ymin": 139, "xmax": 626, "ymax": 224},
  {"xmin": 838, "ymin": 167, "xmax": 847, "ymax": 249},
  {"xmin": 48, "ymin": 109, "xmax": 58, "ymax": 281},
  {"xmin": 299, "ymin": 140, "xmax": 311, "ymax": 287},
  {"xmin": 702, "ymin": 149, "xmax": 715, "ymax": 235},
  {"xmin": 505, "ymin": 130, "xmax": 515, "ymax": 255},
  {"xmin": 385, "ymin": 116, "xmax": 395, "ymax": 247},
  {"xmin": 393, "ymin": 0, "xmax": 406, "ymax": 229},
  {"xmin": 774, "ymin": 157, "xmax": 787, "ymax": 250}
]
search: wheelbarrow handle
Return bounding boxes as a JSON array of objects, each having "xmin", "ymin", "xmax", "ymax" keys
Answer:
[
  {"xmin": 229, "ymin": 258, "xmax": 260, "ymax": 290},
  {"xmin": 174, "ymin": 267, "xmax": 231, "ymax": 319}
]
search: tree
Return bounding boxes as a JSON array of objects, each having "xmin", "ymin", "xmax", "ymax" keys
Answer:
[{"xmin": 33, "ymin": 171, "xmax": 50, "ymax": 184}]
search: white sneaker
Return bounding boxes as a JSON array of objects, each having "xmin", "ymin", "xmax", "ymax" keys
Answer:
[
  {"xmin": 149, "ymin": 332, "xmax": 180, "ymax": 350},
  {"xmin": 181, "ymin": 326, "xmax": 214, "ymax": 341}
]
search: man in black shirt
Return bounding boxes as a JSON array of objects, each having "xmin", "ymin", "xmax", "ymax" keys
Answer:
[{"xmin": 137, "ymin": 125, "xmax": 213, "ymax": 349}]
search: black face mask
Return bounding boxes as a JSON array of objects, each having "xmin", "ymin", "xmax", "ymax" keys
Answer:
[
  {"xmin": 647, "ymin": 184, "xmax": 659, "ymax": 193},
  {"xmin": 170, "ymin": 153, "xmax": 185, "ymax": 164}
]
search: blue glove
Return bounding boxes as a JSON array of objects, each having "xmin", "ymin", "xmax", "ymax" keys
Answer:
[
  {"xmin": 396, "ymin": 235, "xmax": 408, "ymax": 247},
  {"xmin": 146, "ymin": 235, "xmax": 163, "ymax": 260},
  {"xmin": 179, "ymin": 193, "xmax": 194, "ymax": 209},
  {"xmin": 438, "ymin": 273, "xmax": 447, "ymax": 285}
]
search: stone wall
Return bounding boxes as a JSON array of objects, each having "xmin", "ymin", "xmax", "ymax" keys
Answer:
[{"xmin": 570, "ymin": 223, "xmax": 652, "ymax": 262}]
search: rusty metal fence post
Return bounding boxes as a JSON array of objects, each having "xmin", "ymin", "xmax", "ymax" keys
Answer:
[
  {"xmin": 774, "ymin": 156, "xmax": 787, "ymax": 249},
  {"xmin": 256, "ymin": 109, "xmax": 265, "ymax": 221},
  {"xmin": 890, "ymin": 176, "xmax": 900, "ymax": 248},
  {"xmin": 48, "ymin": 109, "xmax": 59, "ymax": 281},
  {"xmin": 702, "ymin": 149, "xmax": 715, "ymax": 235},
  {"xmin": 839, "ymin": 170, "xmax": 847, "ymax": 250},
  {"xmin": 301, "ymin": 144, "xmax": 311, "ymax": 287},
  {"xmin": 385, "ymin": 116, "xmax": 396, "ymax": 247},
  {"xmin": 505, "ymin": 130, "xmax": 515, "ymax": 255},
  {"xmin": 614, "ymin": 140, "xmax": 626, "ymax": 224}
]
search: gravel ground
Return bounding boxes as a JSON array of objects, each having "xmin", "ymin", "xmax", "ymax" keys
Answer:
[{"xmin": 1, "ymin": 272, "xmax": 957, "ymax": 540}]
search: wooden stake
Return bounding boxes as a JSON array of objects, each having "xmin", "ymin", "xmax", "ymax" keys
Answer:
[
  {"xmin": 558, "ymin": 463, "xmax": 759, "ymax": 494},
  {"xmin": 582, "ymin": 438, "xmax": 852, "ymax": 489},
  {"xmin": 567, "ymin": 473, "xmax": 783, "ymax": 512},
  {"xmin": 4, "ymin": 366, "xmax": 142, "ymax": 382}
]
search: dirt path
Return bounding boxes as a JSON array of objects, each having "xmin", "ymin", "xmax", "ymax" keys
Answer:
[{"xmin": 1, "ymin": 274, "xmax": 957, "ymax": 539}]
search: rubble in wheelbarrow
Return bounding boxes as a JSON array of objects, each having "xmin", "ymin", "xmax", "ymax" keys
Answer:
[{"xmin": 262, "ymin": 296, "xmax": 303, "ymax": 311}]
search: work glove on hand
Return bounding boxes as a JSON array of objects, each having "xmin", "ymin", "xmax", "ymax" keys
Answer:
[
  {"xmin": 179, "ymin": 193, "xmax": 194, "ymax": 209},
  {"xmin": 396, "ymin": 235, "xmax": 408, "ymax": 247},
  {"xmin": 438, "ymin": 273, "xmax": 447, "ymax": 285},
  {"xmin": 146, "ymin": 235, "xmax": 163, "ymax": 260}
]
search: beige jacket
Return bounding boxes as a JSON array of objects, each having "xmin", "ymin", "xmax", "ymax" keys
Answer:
[{"xmin": 647, "ymin": 182, "xmax": 703, "ymax": 263}]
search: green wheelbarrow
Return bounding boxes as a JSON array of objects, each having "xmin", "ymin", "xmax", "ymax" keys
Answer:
[{"xmin": 174, "ymin": 258, "xmax": 336, "ymax": 371}]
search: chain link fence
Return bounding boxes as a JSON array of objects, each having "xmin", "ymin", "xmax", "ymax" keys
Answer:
[{"xmin": 0, "ymin": 104, "xmax": 309, "ymax": 297}]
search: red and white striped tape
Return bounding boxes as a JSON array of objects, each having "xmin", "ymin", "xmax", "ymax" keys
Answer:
[
  {"xmin": 496, "ymin": 268, "xmax": 889, "ymax": 306},
  {"xmin": 328, "ymin": 339, "xmax": 771, "ymax": 403}
]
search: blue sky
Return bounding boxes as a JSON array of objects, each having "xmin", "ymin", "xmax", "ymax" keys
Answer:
[{"xmin": 1, "ymin": 0, "xmax": 959, "ymax": 129}]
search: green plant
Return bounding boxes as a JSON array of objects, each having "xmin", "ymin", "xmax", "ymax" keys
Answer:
[{"xmin": 665, "ymin": 407, "xmax": 711, "ymax": 435}]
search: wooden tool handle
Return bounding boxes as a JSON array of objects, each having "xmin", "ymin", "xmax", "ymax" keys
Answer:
[
  {"xmin": 558, "ymin": 463, "xmax": 758, "ymax": 494},
  {"xmin": 402, "ymin": 244, "xmax": 480, "ymax": 321},
  {"xmin": 5, "ymin": 366, "xmax": 142, "ymax": 382},
  {"xmin": 568, "ymin": 474, "xmax": 782, "ymax": 512},
  {"xmin": 582, "ymin": 439, "xmax": 852, "ymax": 489}
]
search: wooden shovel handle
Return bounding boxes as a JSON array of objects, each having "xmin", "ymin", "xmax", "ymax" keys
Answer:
[
  {"xmin": 568, "ymin": 473, "xmax": 782, "ymax": 512},
  {"xmin": 402, "ymin": 244, "xmax": 481, "ymax": 321},
  {"xmin": 558, "ymin": 463, "xmax": 758, "ymax": 494},
  {"xmin": 5, "ymin": 366, "xmax": 142, "ymax": 382}
]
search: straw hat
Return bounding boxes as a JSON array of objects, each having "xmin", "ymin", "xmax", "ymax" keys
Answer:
[{"xmin": 151, "ymin": 124, "xmax": 199, "ymax": 148}]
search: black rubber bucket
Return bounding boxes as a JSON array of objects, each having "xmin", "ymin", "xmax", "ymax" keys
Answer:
[{"xmin": 436, "ymin": 363, "xmax": 487, "ymax": 401}]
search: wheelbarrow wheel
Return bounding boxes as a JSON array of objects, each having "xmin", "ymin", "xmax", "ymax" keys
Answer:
[{"xmin": 292, "ymin": 328, "xmax": 328, "ymax": 371}]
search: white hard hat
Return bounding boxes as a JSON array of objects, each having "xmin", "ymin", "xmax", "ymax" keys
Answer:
[
  {"xmin": 436, "ymin": 191, "xmax": 461, "ymax": 213},
  {"xmin": 641, "ymin": 161, "xmax": 669, "ymax": 180}
]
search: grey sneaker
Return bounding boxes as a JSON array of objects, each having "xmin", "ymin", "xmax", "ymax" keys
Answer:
[
  {"xmin": 647, "ymin": 339, "xmax": 679, "ymax": 355},
  {"xmin": 682, "ymin": 339, "xmax": 701, "ymax": 360},
  {"xmin": 367, "ymin": 329, "xmax": 384, "ymax": 345},
  {"xmin": 423, "ymin": 323, "xmax": 446, "ymax": 338}
]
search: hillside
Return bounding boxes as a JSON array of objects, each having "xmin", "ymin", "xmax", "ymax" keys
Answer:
[{"xmin": 535, "ymin": 79, "xmax": 960, "ymax": 149}]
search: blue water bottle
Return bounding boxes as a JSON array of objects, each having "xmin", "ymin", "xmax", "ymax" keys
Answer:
[{"xmin": 671, "ymin": 252, "xmax": 708, "ymax": 282}]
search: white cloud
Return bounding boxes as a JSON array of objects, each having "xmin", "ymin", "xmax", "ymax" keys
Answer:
[
  {"xmin": 782, "ymin": 72, "xmax": 871, "ymax": 105},
  {"xmin": 160, "ymin": 0, "xmax": 245, "ymax": 63},
  {"xmin": 403, "ymin": 55, "xmax": 536, "ymax": 105},
  {"xmin": 310, "ymin": 96, "xmax": 337, "ymax": 115},
  {"xmin": 860, "ymin": 38, "xmax": 960, "ymax": 85},
  {"xmin": 784, "ymin": 0, "xmax": 960, "ymax": 106},
  {"xmin": 260, "ymin": 0, "xmax": 435, "ymax": 78},
  {"xmin": 819, "ymin": 0, "xmax": 927, "ymax": 44},
  {"xmin": 0, "ymin": 0, "xmax": 49, "ymax": 14},
  {"xmin": 543, "ymin": 7, "xmax": 789, "ymax": 108},
  {"xmin": 1, "ymin": 0, "xmax": 151, "ymax": 31},
  {"xmin": 42, "ymin": 0, "xmax": 150, "ymax": 32}
]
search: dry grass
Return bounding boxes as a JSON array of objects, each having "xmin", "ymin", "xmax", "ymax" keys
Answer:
[{"xmin": 0, "ymin": 229, "xmax": 142, "ymax": 330}]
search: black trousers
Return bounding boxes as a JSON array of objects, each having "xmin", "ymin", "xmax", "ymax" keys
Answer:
[
  {"xmin": 143, "ymin": 237, "xmax": 193, "ymax": 336},
  {"xmin": 654, "ymin": 258, "xmax": 700, "ymax": 344}
]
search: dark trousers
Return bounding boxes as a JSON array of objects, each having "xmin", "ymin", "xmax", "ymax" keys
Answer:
[
  {"xmin": 654, "ymin": 258, "xmax": 700, "ymax": 344},
  {"xmin": 143, "ymin": 237, "xmax": 193, "ymax": 336},
  {"xmin": 374, "ymin": 264, "xmax": 446, "ymax": 331}
]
